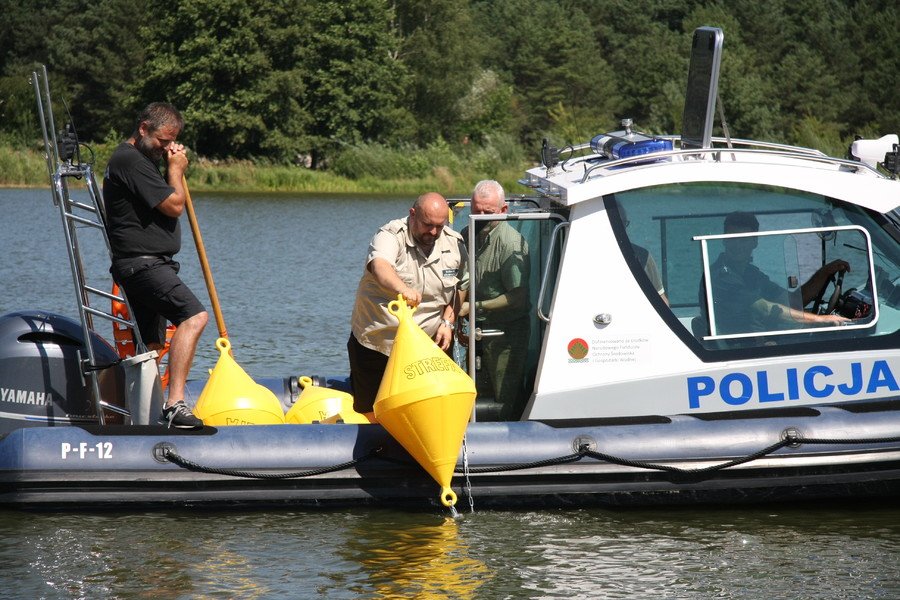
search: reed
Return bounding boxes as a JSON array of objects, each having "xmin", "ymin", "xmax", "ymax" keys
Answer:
[
  {"xmin": 0, "ymin": 142, "xmax": 531, "ymax": 196},
  {"xmin": 0, "ymin": 145, "xmax": 48, "ymax": 187}
]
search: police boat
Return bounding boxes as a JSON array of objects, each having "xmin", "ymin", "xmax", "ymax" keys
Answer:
[{"xmin": 2, "ymin": 28, "xmax": 900, "ymax": 510}]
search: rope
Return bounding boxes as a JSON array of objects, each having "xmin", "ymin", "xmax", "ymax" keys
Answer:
[
  {"xmin": 162, "ymin": 446, "xmax": 382, "ymax": 480},
  {"xmin": 455, "ymin": 451, "xmax": 586, "ymax": 474},
  {"xmin": 786, "ymin": 435, "xmax": 900, "ymax": 445},
  {"xmin": 160, "ymin": 432, "xmax": 900, "ymax": 482},
  {"xmin": 581, "ymin": 439, "xmax": 790, "ymax": 474},
  {"xmin": 454, "ymin": 432, "xmax": 900, "ymax": 477}
]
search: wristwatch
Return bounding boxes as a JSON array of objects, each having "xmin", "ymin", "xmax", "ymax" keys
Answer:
[{"xmin": 440, "ymin": 318, "xmax": 455, "ymax": 331}]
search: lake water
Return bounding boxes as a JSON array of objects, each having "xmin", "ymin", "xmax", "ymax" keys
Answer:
[{"xmin": 2, "ymin": 188, "xmax": 900, "ymax": 598}]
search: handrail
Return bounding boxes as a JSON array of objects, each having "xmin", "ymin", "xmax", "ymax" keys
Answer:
[
  {"xmin": 537, "ymin": 221, "xmax": 569, "ymax": 323},
  {"xmin": 578, "ymin": 146, "xmax": 878, "ymax": 184}
]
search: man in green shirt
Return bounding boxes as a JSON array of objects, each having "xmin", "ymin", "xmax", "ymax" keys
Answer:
[{"xmin": 459, "ymin": 180, "xmax": 531, "ymax": 419}]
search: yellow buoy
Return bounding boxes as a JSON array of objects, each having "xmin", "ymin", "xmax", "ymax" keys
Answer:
[
  {"xmin": 193, "ymin": 338, "xmax": 286, "ymax": 426},
  {"xmin": 373, "ymin": 296, "xmax": 476, "ymax": 507},
  {"xmin": 285, "ymin": 376, "xmax": 370, "ymax": 424}
]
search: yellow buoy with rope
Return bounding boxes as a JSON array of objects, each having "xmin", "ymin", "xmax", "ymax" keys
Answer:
[
  {"xmin": 373, "ymin": 296, "xmax": 476, "ymax": 507},
  {"xmin": 193, "ymin": 337, "xmax": 286, "ymax": 425},
  {"xmin": 285, "ymin": 376, "xmax": 370, "ymax": 424}
]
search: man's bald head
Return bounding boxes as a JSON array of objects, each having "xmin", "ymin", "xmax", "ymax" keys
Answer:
[{"xmin": 409, "ymin": 192, "xmax": 449, "ymax": 250}]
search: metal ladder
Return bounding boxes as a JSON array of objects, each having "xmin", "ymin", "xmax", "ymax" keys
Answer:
[{"xmin": 32, "ymin": 65, "xmax": 151, "ymax": 425}]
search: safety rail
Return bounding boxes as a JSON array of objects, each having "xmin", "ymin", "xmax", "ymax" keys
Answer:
[{"xmin": 577, "ymin": 145, "xmax": 879, "ymax": 184}]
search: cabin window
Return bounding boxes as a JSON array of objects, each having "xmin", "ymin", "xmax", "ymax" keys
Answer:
[
  {"xmin": 609, "ymin": 183, "xmax": 900, "ymax": 356},
  {"xmin": 696, "ymin": 225, "xmax": 875, "ymax": 339}
]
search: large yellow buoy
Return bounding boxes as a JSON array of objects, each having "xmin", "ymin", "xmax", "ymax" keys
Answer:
[
  {"xmin": 193, "ymin": 338, "xmax": 286, "ymax": 425},
  {"xmin": 285, "ymin": 376, "xmax": 370, "ymax": 424},
  {"xmin": 373, "ymin": 296, "xmax": 476, "ymax": 507}
]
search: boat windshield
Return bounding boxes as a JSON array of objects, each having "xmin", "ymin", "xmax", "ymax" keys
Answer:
[{"xmin": 609, "ymin": 182, "xmax": 900, "ymax": 355}]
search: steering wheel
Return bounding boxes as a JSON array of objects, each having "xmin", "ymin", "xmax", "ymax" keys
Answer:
[
  {"xmin": 811, "ymin": 273, "xmax": 834, "ymax": 314},
  {"xmin": 824, "ymin": 270, "xmax": 845, "ymax": 314}
]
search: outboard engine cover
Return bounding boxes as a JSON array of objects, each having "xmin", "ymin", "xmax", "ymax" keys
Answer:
[{"xmin": 0, "ymin": 311, "xmax": 125, "ymax": 435}]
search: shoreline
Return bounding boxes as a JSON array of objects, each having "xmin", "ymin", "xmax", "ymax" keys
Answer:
[{"xmin": 0, "ymin": 145, "xmax": 530, "ymax": 197}]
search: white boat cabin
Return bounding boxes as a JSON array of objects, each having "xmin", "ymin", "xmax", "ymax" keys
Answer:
[
  {"xmin": 455, "ymin": 140, "xmax": 900, "ymax": 422},
  {"xmin": 454, "ymin": 26, "xmax": 899, "ymax": 422}
]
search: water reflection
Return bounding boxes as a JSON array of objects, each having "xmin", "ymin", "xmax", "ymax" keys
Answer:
[
  {"xmin": 336, "ymin": 514, "xmax": 491, "ymax": 598},
  {"xmin": 3, "ymin": 491, "xmax": 900, "ymax": 597}
]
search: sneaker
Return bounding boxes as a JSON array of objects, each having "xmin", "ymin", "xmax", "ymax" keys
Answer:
[{"xmin": 161, "ymin": 401, "xmax": 204, "ymax": 429}]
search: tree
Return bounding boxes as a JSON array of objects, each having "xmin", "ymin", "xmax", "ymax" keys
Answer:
[
  {"xmin": 0, "ymin": 0, "xmax": 56, "ymax": 145},
  {"xmin": 1, "ymin": 0, "xmax": 897, "ymax": 165},
  {"xmin": 300, "ymin": 0, "xmax": 413, "ymax": 167},
  {"xmin": 456, "ymin": 69, "xmax": 517, "ymax": 143},
  {"xmin": 473, "ymin": 0, "xmax": 621, "ymax": 148},
  {"xmin": 583, "ymin": 0, "xmax": 690, "ymax": 134},
  {"xmin": 44, "ymin": 0, "xmax": 152, "ymax": 142},
  {"xmin": 843, "ymin": 0, "xmax": 900, "ymax": 136},
  {"xmin": 394, "ymin": 0, "xmax": 482, "ymax": 145},
  {"xmin": 131, "ymin": 0, "xmax": 310, "ymax": 161}
]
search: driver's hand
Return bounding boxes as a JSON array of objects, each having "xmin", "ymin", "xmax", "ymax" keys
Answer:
[
  {"xmin": 823, "ymin": 259, "xmax": 851, "ymax": 276},
  {"xmin": 816, "ymin": 313, "xmax": 851, "ymax": 325}
]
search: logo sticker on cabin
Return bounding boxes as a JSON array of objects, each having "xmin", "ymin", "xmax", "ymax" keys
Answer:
[{"xmin": 567, "ymin": 338, "xmax": 589, "ymax": 362}]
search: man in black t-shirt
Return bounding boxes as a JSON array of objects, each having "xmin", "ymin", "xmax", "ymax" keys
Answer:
[{"xmin": 103, "ymin": 102, "xmax": 208, "ymax": 428}]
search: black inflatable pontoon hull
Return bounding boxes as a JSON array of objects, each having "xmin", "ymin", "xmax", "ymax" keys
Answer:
[{"xmin": 2, "ymin": 402, "xmax": 900, "ymax": 509}]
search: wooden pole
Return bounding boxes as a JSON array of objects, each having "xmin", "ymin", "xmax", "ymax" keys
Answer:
[{"xmin": 182, "ymin": 175, "xmax": 228, "ymax": 339}]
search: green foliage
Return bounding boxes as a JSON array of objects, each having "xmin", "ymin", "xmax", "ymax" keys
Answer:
[
  {"xmin": 544, "ymin": 102, "xmax": 609, "ymax": 148},
  {"xmin": 330, "ymin": 135, "xmax": 523, "ymax": 193},
  {"xmin": 331, "ymin": 140, "xmax": 461, "ymax": 180},
  {"xmin": 843, "ymin": 0, "xmax": 900, "ymax": 135},
  {"xmin": 0, "ymin": 0, "xmax": 897, "ymax": 182},
  {"xmin": 474, "ymin": 0, "xmax": 620, "ymax": 147},
  {"xmin": 131, "ymin": 0, "xmax": 310, "ymax": 162},
  {"xmin": 300, "ymin": 0, "xmax": 413, "ymax": 166},
  {"xmin": 44, "ymin": 0, "xmax": 150, "ymax": 141},
  {"xmin": 791, "ymin": 116, "xmax": 850, "ymax": 158},
  {"xmin": 0, "ymin": 146, "xmax": 46, "ymax": 186},
  {"xmin": 465, "ymin": 133, "xmax": 525, "ymax": 176},
  {"xmin": 395, "ymin": 0, "xmax": 483, "ymax": 144},
  {"xmin": 583, "ymin": 0, "xmax": 687, "ymax": 133},
  {"xmin": 457, "ymin": 70, "xmax": 517, "ymax": 143},
  {"xmin": 0, "ymin": 74, "xmax": 38, "ymax": 146}
]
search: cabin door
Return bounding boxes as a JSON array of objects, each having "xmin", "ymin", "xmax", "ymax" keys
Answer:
[{"xmin": 453, "ymin": 203, "xmax": 564, "ymax": 421}]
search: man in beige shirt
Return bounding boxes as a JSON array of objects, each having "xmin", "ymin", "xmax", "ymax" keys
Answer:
[{"xmin": 348, "ymin": 192, "xmax": 466, "ymax": 419}]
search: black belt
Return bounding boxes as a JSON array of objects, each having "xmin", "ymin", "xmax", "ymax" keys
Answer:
[{"xmin": 113, "ymin": 254, "xmax": 169, "ymax": 261}]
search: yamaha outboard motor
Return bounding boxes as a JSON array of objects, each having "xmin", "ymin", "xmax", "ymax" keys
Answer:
[{"xmin": 0, "ymin": 311, "xmax": 125, "ymax": 435}]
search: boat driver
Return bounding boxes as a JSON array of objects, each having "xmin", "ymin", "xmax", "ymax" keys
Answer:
[{"xmin": 706, "ymin": 211, "xmax": 851, "ymax": 334}]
